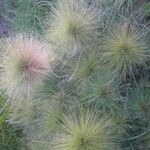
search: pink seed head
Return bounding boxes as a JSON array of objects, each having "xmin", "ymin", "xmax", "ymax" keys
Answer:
[{"xmin": 2, "ymin": 34, "xmax": 51, "ymax": 98}]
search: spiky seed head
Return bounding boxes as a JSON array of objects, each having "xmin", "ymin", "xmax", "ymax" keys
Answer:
[
  {"xmin": 83, "ymin": 68, "xmax": 120, "ymax": 112},
  {"xmin": 54, "ymin": 110, "xmax": 116, "ymax": 150},
  {"xmin": 1, "ymin": 34, "xmax": 51, "ymax": 99},
  {"xmin": 46, "ymin": 0, "xmax": 98, "ymax": 55},
  {"xmin": 102, "ymin": 23, "xmax": 149, "ymax": 77}
]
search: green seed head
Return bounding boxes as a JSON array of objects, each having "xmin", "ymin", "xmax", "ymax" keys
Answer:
[
  {"xmin": 54, "ymin": 110, "xmax": 116, "ymax": 150},
  {"xmin": 102, "ymin": 24, "xmax": 148, "ymax": 77},
  {"xmin": 46, "ymin": 0, "xmax": 98, "ymax": 55}
]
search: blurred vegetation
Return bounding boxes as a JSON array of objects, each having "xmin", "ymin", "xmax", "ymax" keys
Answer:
[
  {"xmin": 4, "ymin": 0, "xmax": 54, "ymax": 34},
  {"xmin": 0, "ymin": 0, "xmax": 150, "ymax": 150},
  {"xmin": 141, "ymin": 2, "xmax": 150, "ymax": 17}
]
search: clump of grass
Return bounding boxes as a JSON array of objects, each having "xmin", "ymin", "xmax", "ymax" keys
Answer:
[
  {"xmin": 28, "ymin": 142, "xmax": 51, "ymax": 150},
  {"xmin": 0, "ymin": 94, "xmax": 24, "ymax": 150},
  {"xmin": 5, "ymin": 0, "xmax": 53, "ymax": 33},
  {"xmin": 76, "ymin": 51, "xmax": 99, "ymax": 80},
  {"xmin": 129, "ymin": 82, "xmax": 150, "ymax": 122},
  {"xmin": 128, "ymin": 125, "xmax": 150, "ymax": 150},
  {"xmin": 0, "ymin": 0, "xmax": 149, "ymax": 150},
  {"xmin": 111, "ymin": 110, "xmax": 132, "ymax": 139},
  {"xmin": 40, "ymin": 100, "xmax": 65, "ymax": 138},
  {"xmin": 54, "ymin": 109, "xmax": 116, "ymax": 150},
  {"xmin": 0, "ymin": 34, "xmax": 51, "ymax": 99},
  {"xmin": 141, "ymin": 2, "xmax": 150, "ymax": 17},
  {"xmin": 102, "ymin": 23, "xmax": 149, "ymax": 77},
  {"xmin": 43, "ymin": 108, "xmax": 62, "ymax": 133},
  {"xmin": 46, "ymin": 0, "xmax": 98, "ymax": 55},
  {"xmin": 7, "ymin": 99, "xmax": 36, "ymax": 130},
  {"xmin": 82, "ymin": 68, "xmax": 120, "ymax": 112},
  {"xmin": 135, "ymin": 132, "xmax": 150, "ymax": 149}
]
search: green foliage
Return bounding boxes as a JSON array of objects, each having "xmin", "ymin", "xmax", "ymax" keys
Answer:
[
  {"xmin": 81, "ymin": 68, "xmax": 120, "ymax": 112},
  {"xmin": 28, "ymin": 142, "xmax": 51, "ymax": 150},
  {"xmin": 111, "ymin": 110, "xmax": 132, "ymax": 139},
  {"xmin": 40, "ymin": 99, "xmax": 66, "ymax": 137},
  {"xmin": 7, "ymin": 99, "xmax": 37, "ymax": 130},
  {"xmin": 75, "ymin": 51, "xmax": 99, "ymax": 79},
  {"xmin": 141, "ymin": 2, "xmax": 150, "ymax": 17},
  {"xmin": 0, "ymin": 95, "xmax": 25, "ymax": 150},
  {"xmin": 129, "ymin": 83, "xmax": 150, "ymax": 122},
  {"xmin": 0, "ymin": 0, "xmax": 150, "ymax": 150},
  {"xmin": 5, "ymin": 0, "xmax": 53, "ymax": 33}
]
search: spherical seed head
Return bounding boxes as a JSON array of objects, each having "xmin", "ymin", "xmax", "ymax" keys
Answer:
[
  {"xmin": 1, "ymin": 34, "xmax": 51, "ymax": 99},
  {"xmin": 83, "ymin": 68, "xmax": 120, "ymax": 112},
  {"xmin": 102, "ymin": 24, "xmax": 148, "ymax": 77},
  {"xmin": 55, "ymin": 111, "xmax": 115, "ymax": 150},
  {"xmin": 47, "ymin": 0, "xmax": 98, "ymax": 54}
]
